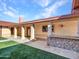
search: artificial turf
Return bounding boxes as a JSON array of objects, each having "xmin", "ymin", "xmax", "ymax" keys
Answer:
[
  {"xmin": 0, "ymin": 42, "xmax": 69, "ymax": 59},
  {"xmin": 0, "ymin": 41, "xmax": 18, "ymax": 49}
]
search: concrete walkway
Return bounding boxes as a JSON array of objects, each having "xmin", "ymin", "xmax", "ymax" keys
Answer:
[
  {"xmin": 8, "ymin": 37, "xmax": 31, "ymax": 43},
  {"xmin": 7, "ymin": 37, "xmax": 79, "ymax": 59},
  {"xmin": 25, "ymin": 40, "xmax": 79, "ymax": 59},
  {"xmin": 0, "ymin": 39, "xmax": 10, "ymax": 42}
]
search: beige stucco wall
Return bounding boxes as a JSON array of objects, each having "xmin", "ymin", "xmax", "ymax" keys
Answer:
[
  {"xmin": 2, "ymin": 27, "xmax": 11, "ymax": 37},
  {"xmin": 17, "ymin": 26, "xmax": 30, "ymax": 37},
  {"xmin": 35, "ymin": 22, "xmax": 48, "ymax": 39},
  {"xmin": 53, "ymin": 19, "xmax": 78, "ymax": 36},
  {"xmin": 34, "ymin": 17, "xmax": 79, "ymax": 39},
  {"xmin": 15, "ymin": 17, "xmax": 79, "ymax": 39}
]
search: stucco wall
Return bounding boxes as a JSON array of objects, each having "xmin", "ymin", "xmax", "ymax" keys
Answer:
[
  {"xmin": 35, "ymin": 17, "xmax": 78, "ymax": 39},
  {"xmin": 53, "ymin": 19, "xmax": 78, "ymax": 36},
  {"xmin": 35, "ymin": 22, "xmax": 48, "ymax": 39},
  {"xmin": 2, "ymin": 27, "xmax": 11, "ymax": 37}
]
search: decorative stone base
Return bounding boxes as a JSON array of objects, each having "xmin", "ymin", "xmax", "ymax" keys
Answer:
[{"xmin": 47, "ymin": 37, "xmax": 79, "ymax": 53}]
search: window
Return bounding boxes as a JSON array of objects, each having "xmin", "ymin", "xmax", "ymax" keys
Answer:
[
  {"xmin": 42, "ymin": 25, "xmax": 48, "ymax": 32},
  {"xmin": 52, "ymin": 25, "xmax": 54, "ymax": 32},
  {"xmin": 42, "ymin": 25, "xmax": 54, "ymax": 32}
]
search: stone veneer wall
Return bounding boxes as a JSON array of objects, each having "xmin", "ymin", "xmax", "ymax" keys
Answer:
[{"xmin": 47, "ymin": 37, "xmax": 79, "ymax": 53}]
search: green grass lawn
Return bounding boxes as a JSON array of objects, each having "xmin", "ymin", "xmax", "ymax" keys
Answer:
[{"xmin": 0, "ymin": 41, "xmax": 69, "ymax": 59}]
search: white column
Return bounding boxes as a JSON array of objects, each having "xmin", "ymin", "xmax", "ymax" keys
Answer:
[
  {"xmin": 14, "ymin": 27, "xmax": 17, "ymax": 38},
  {"xmin": 48, "ymin": 22, "xmax": 52, "ymax": 37},
  {"xmin": 77, "ymin": 21, "xmax": 79, "ymax": 36},
  {"xmin": 31, "ymin": 24, "xmax": 35, "ymax": 40},
  {"xmin": 21, "ymin": 26, "xmax": 25, "ymax": 39}
]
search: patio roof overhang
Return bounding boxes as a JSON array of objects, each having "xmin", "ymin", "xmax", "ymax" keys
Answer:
[
  {"xmin": 23, "ymin": 14, "xmax": 79, "ymax": 25},
  {"xmin": 0, "ymin": 21, "xmax": 17, "ymax": 28}
]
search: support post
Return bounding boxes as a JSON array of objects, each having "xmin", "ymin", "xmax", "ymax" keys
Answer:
[
  {"xmin": 31, "ymin": 24, "xmax": 35, "ymax": 40},
  {"xmin": 14, "ymin": 27, "xmax": 17, "ymax": 38},
  {"xmin": 48, "ymin": 22, "xmax": 52, "ymax": 37},
  {"xmin": 21, "ymin": 26, "xmax": 25, "ymax": 39},
  {"xmin": 77, "ymin": 20, "xmax": 79, "ymax": 36}
]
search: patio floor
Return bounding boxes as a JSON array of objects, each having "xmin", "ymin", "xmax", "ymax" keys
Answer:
[
  {"xmin": 7, "ymin": 36, "xmax": 79, "ymax": 59},
  {"xmin": 24, "ymin": 40, "xmax": 79, "ymax": 59}
]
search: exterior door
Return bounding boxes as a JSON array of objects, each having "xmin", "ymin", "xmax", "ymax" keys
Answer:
[
  {"xmin": 27, "ymin": 27, "xmax": 31, "ymax": 37},
  {"xmin": 11, "ymin": 27, "xmax": 14, "ymax": 35}
]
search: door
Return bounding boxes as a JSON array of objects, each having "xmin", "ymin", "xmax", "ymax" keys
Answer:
[
  {"xmin": 11, "ymin": 27, "xmax": 14, "ymax": 35},
  {"xmin": 27, "ymin": 27, "xmax": 31, "ymax": 37}
]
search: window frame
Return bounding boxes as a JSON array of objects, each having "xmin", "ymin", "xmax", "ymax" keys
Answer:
[
  {"xmin": 42, "ymin": 25, "xmax": 48, "ymax": 32},
  {"xmin": 42, "ymin": 25, "xmax": 55, "ymax": 32}
]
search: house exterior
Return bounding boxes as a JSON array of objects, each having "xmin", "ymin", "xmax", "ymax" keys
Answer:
[
  {"xmin": 0, "ymin": 21, "xmax": 15, "ymax": 37},
  {"xmin": 0, "ymin": 0, "xmax": 79, "ymax": 40},
  {"xmin": 0, "ymin": 0, "xmax": 79, "ymax": 52}
]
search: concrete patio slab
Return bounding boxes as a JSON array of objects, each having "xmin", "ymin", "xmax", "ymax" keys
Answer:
[{"xmin": 25, "ymin": 40, "xmax": 79, "ymax": 59}]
